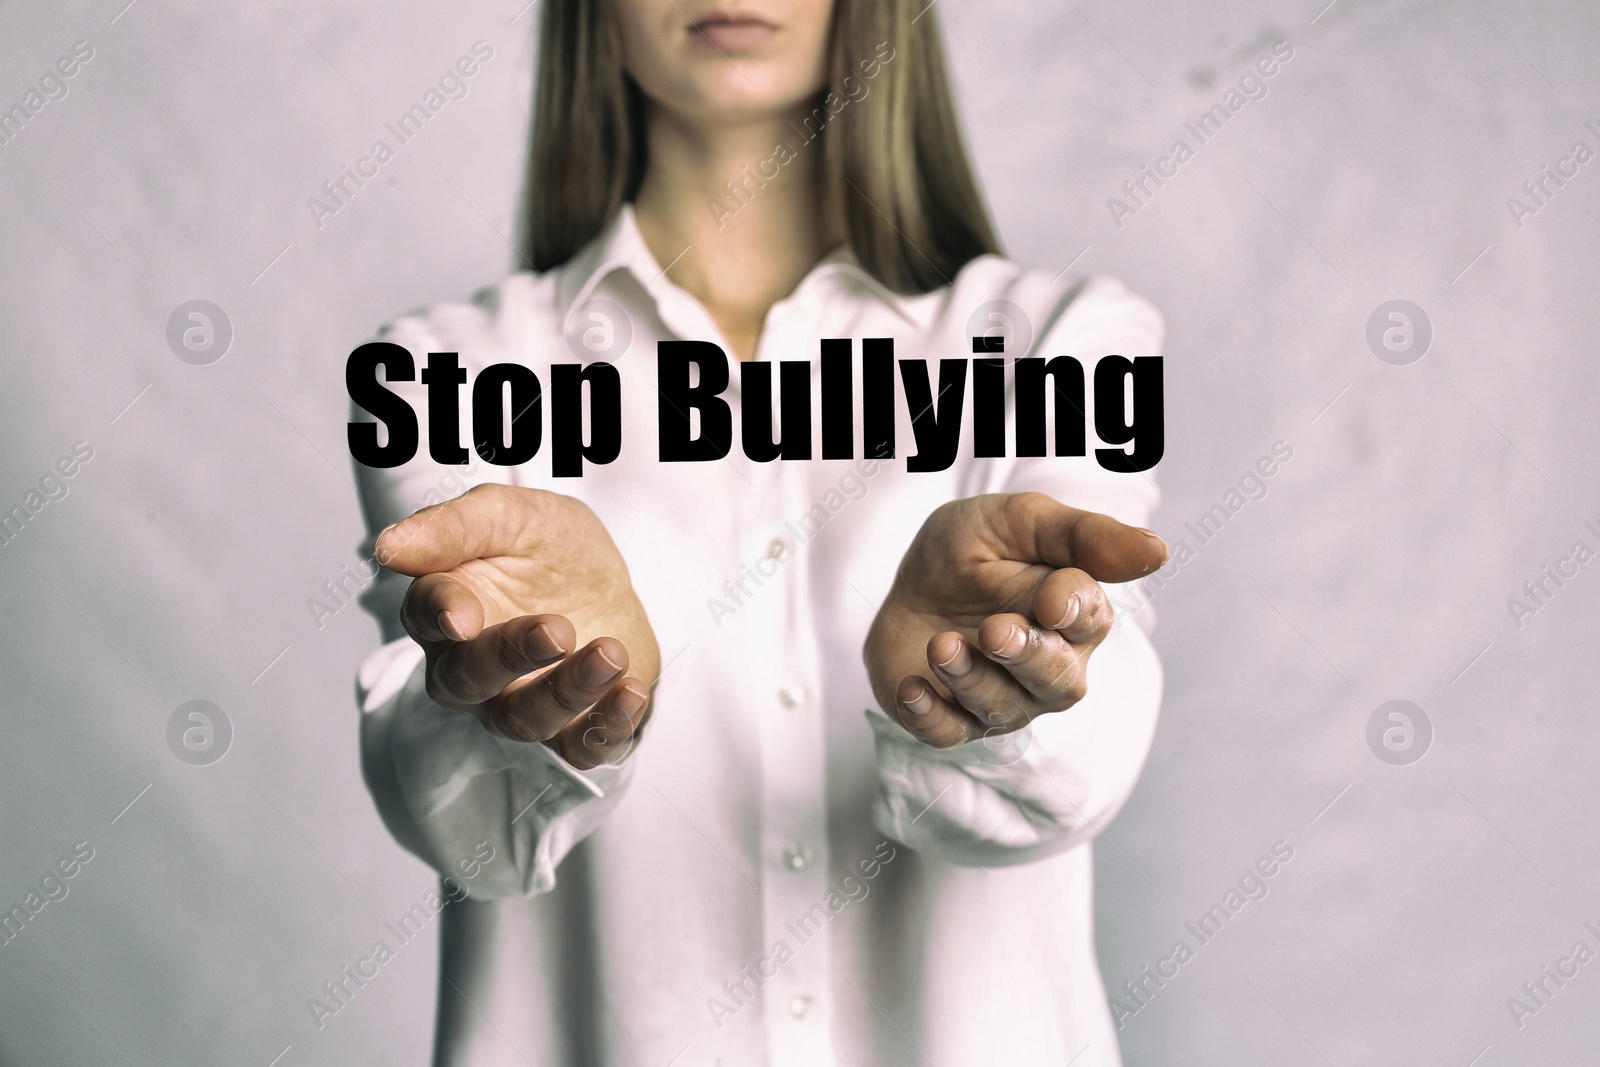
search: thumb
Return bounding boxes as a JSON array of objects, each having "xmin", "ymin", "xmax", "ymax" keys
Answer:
[
  {"xmin": 375, "ymin": 483, "xmax": 539, "ymax": 577},
  {"xmin": 989, "ymin": 492, "xmax": 1168, "ymax": 583}
]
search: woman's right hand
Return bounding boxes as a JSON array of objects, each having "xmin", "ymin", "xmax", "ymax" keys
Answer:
[{"xmin": 376, "ymin": 483, "xmax": 661, "ymax": 770}]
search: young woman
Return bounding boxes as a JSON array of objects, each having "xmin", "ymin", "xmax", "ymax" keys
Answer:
[{"xmin": 353, "ymin": 1, "xmax": 1168, "ymax": 1063}]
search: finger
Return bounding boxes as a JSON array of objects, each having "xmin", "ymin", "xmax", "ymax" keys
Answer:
[
  {"xmin": 484, "ymin": 637, "xmax": 629, "ymax": 742},
  {"xmin": 894, "ymin": 675, "xmax": 983, "ymax": 749},
  {"xmin": 547, "ymin": 679, "xmax": 651, "ymax": 771},
  {"xmin": 425, "ymin": 614, "xmax": 575, "ymax": 710},
  {"xmin": 376, "ymin": 483, "xmax": 553, "ymax": 577},
  {"xmin": 989, "ymin": 492, "xmax": 1167, "ymax": 583},
  {"xmin": 400, "ymin": 571, "xmax": 490, "ymax": 644},
  {"xmin": 977, "ymin": 614, "xmax": 1090, "ymax": 706},
  {"xmin": 926, "ymin": 632, "xmax": 1037, "ymax": 731},
  {"xmin": 1029, "ymin": 568, "xmax": 1114, "ymax": 647}
]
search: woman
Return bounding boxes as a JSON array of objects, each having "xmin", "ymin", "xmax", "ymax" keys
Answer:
[{"xmin": 353, "ymin": 1, "xmax": 1168, "ymax": 1063}]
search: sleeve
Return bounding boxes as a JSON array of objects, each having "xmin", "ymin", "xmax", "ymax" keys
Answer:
[
  {"xmin": 870, "ymin": 274, "xmax": 1165, "ymax": 867},
  {"xmin": 352, "ymin": 282, "xmax": 636, "ymax": 899}
]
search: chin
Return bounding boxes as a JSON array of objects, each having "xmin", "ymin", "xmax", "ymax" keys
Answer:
[{"xmin": 684, "ymin": 72, "xmax": 819, "ymax": 117}]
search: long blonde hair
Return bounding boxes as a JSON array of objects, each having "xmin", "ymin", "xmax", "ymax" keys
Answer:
[{"xmin": 520, "ymin": 0, "xmax": 1002, "ymax": 293}]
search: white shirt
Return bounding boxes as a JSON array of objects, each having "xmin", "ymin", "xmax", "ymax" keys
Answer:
[{"xmin": 353, "ymin": 206, "xmax": 1165, "ymax": 1067}]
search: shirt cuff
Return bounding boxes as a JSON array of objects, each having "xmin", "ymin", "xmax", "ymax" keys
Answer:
[
  {"xmin": 357, "ymin": 635, "xmax": 607, "ymax": 801},
  {"xmin": 865, "ymin": 708, "xmax": 1095, "ymax": 867},
  {"xmin": 356, "ymin": 636, "xmax": 633, "ymax": 896},
  {"xmin": 865, "ymin": 617, "xmax": 1162, "ymax": 867}
]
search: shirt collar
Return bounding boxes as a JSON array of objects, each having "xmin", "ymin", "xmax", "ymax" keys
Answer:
[
  {"xmin": 553, "ymin": 203, "xmax": 922, "ymax": 331},
  {"xmin": 554, "ymin": 203, "xmax": 661, "ymax": 316}
]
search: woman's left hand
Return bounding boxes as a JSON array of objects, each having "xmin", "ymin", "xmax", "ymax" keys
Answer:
[{"xmin": 863, "ymin": 493, "xmax": 1168, "ymax": 749}]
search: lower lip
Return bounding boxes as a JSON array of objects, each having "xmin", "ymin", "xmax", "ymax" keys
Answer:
[{"xmin": 691, "ymin": 21, "xmax": 777, "ymax": 52}]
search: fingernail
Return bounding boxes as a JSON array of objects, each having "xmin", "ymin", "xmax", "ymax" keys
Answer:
[
  {"xmin": 992, "ymin": 623, "xmax": 1028, "ymax": 660},
  {"xmin": 579, "ymin": 646, "xmax": 625, "ymax": 688},
  {"xmin": 904, "ymin": 686, "xmax": 934, "ymax": 716},
  {"xmin": 1140, "ymin": 528, "xmax": 1168, "ymax": 552},
  {"xmin": 935, "ymin": 641, "xmax": 973, "ymax": 678},
  {"xmin": 439, "ymin": 611, "xmax": 468, "ymax": 641},
  {"xmin": 615, "ymin": 683, "xmax": 648, "ymax": 718},
  {"xmin": 1052, "ymin": 596, "xmax": 1081, "ymax": 631},
  {"xmin": 523, "ymin": 623, "xmax": 567, "ymax": 662}
]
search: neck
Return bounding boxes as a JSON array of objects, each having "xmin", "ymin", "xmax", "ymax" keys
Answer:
[{"xmin": 633, "ymin": 104, "xmax": 831, "ymax": 360}]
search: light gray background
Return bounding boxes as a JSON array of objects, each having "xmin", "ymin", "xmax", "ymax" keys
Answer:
[{"xmin": 1, "ymin": 1, "xmax": 1595, "ymax": 1064}]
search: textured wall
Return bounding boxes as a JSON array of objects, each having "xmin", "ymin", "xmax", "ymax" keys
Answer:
[{"xmin": 0, "ymin": 1, "xmax": 1595, "ymax": 1064}]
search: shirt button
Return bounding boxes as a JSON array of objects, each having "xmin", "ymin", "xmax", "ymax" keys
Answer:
[
  {"xmin": 783, "ymin": 842, "xmax": 812, "ymax": 871},
  {"xmin": 766, "ymin": 538, "xmax": 790, "ymax": 562},
  {"xmin": 778, "ymin": 684, "xmax": 804, "ymax": 708},
  {"xmin": 788, "ymin": 994, "xmax": 813, "ymax": 1018}
]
